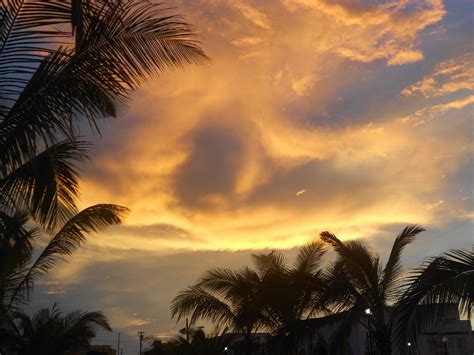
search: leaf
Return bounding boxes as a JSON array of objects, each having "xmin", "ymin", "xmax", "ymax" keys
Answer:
[
  {"xmin": 7, "ymin": 204, "xmax": 128, "ymax": 309},
  {"xmin": 1, "ymin": 139, "xmax": 89, "ymax": 230}
]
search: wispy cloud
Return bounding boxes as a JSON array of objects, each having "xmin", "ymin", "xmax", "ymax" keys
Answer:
[
  {"xmin": 283, "ymin": 0, "xmax": 446, "ymax": 65},
  {"xmin": 402, "ymin": 52, "xmax": 474, "ymax": 97},
  {"xmin": 399, "ymin": 95, "xmax": 474, "ymax": 125}
]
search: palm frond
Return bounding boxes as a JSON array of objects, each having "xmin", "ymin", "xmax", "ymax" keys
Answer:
[
  {"xmin": 0, "ymin": 47, "xmax": 116, "ymax": 170},
  {"xmin": 7, "ymin": 204, "xmax": 128, "ymax": 309},
  {"xmin": 0, "ymin": 210, "xmax": 36, "ymax": 263},
  {"xmin": 0, "ymin": 0, "xmax": 70, "ymax": 106},
  {"xmin": 1, "ymin": 139, "xmax": 89, "ymax": 230},
  {"xmin": 393, "ymin": 249, "xmax": 474, "ymax": 353},
  {"xmin": 29, "ymin": 203, "xmax": 128, "ymax": 275},
  {"xmin": 171, "ymin": 285, "xmax": 236, "ymax": 326},
  {"xmin": 74, "ymin": 1, "xmax": 210, "ymax": 85},
  {"xmin": 199, "ymin": 268, "xmax": 242, "ymax": 295},
  {"xmin": 320, "ymin": 231, "xmax": 380, "ymax": 302},
  {"xmin": 1, "ymin": 1, "xmax": 209, "ymax": 170},
  {"xmin": 63, "ymin": 309, "xmax": 112, "ymax": 335},
  {"xmin": 294, "ymin": 239, "xmax": 326, "ymax": 274},
  {"xmin": 382, "ymin": 225, "xmax": 425, "ymax": 299},
  {"xmin": 199, "ymin": 267, "xmax": 260, "ymax": 303},
  {"xmin": 0, "ymin": 210, "xmax": 39, "ymax": 308},
  {"xmin": 11, "ymin": 303, "xmax": 111, "ymax": 352},
  {"xmin": 252, "ymin": 250, "xmax": 288, "ymax": 277}
]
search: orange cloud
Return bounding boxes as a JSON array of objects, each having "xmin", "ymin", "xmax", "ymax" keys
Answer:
[
  {"xmin": 402, "ymin": 52, "xmax": 474, "ymax": 97},
  {"xmin": 283, "ymin": 0, "xmax": 445, "ymax": 65},
  {"xmin": 74, "ymin": 0, "xmax": 469, "ymax": 252}
]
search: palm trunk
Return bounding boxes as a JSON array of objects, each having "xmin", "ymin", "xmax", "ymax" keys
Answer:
[
  {"xmin": 375, "ymin": 330, "xmax": 392, "ymax": 355},
  {"xmin": 244, "ymin": 329, "xmax": 252, "ymax": 355}
]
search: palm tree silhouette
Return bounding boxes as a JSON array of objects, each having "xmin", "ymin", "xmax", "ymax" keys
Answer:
[
  {"xmin": 394, "ymin": 248, "xmax": 474, "ymax": 354},
  {"xmin": 1, "ymin": 303, "xmax": 111, "ymax": 355},
  {"xmin": 319, "ymin": 225, "xmax": 425, "ymax": 354},
  {"xmin": 253, "ymin": 240, "xmax": 327, "ymax": 354},
  {"xmin": 171, "ymin": 240, "xmax": 328, "ymax": 355},
  {"xmin": 171, "ymin": 267, "xmax": 264, "ymax": 355},
  {"xmin": 0, "ymin": 204, "xmax": 128, "ymax": 312},
  {"xmin": 0, "ymin": 0, "xmax": 208, "ymax": 311},
  {"xmin": 1, "ymin": 1, "xmax": 208, "ymax": 229}
]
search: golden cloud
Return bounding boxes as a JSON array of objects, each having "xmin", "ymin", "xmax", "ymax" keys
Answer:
[
  {"xmin": 402, "ymin": 52, "xmax": 474, "ymax": 97},
  {"xmin": 74, "ymin": 0, "xmax": 469, "ymax": 252}
]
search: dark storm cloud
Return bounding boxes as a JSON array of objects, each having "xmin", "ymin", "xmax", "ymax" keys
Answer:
[{"xmin": 172, "ymin": 122, "xmax": 245, "ymax": 209}]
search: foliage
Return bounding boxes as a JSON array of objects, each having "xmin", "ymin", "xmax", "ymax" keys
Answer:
[
  {"xmin": 0, "ymin": 303, "xmax": 111, "ymax": 355},
  {"xmin": 393, "ymin": 248, "xmax": 474, "ymax": 354},
  {"xmin": 319, "ymin": 225, "xmax": 425, "ymax": 354},
  {"xmin": 254, "ymin": 240, "xmax": 327, "ymax": 354},
  {"xmin": 155, "ymin": 326, "xmax": 232, "ymax": 355},
  {"xmin": 0, "ymin": 0, "xmax": 208, "ymax": 310},
  {"xmin": 171, "ymin": 240, "xmax": 328, "ymax": 355}
]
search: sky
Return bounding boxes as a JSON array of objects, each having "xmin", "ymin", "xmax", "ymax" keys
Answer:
[{"xmin": 31, "ymin": 0, "xmax": 473, "ymax": 353}]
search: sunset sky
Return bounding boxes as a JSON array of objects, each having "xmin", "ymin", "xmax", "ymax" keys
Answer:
[{"xmin": 32, "ymin": 0, "xmax": 472, "ymax": 352}]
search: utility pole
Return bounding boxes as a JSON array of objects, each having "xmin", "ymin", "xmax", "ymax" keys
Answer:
[
  {"xmin": 117, "ymin": 332, "xmax": 121, "ymax": 355},
  {"xmin": 138, "ymin": 331, "xmax": 145, "ymax": 355}
]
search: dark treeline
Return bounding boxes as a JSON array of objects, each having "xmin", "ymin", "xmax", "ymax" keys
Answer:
[{"xmin": 169, "ymin": 226, "xmax": 473, "ymax": 355}]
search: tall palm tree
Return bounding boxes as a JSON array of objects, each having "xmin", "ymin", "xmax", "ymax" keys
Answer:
[
  {"xmin": 393, "ymin": 248, "xmax": 474, "ymax": 354},
  {"xmin": 319, "ymin": 225, "xmax": 425, "ymax": 355},
  {"xmin": 0, "ymin": 0, "xmax": 208, "ymax": 308},
  {"xmin": 1, "ymin": 303, "xmax": 111, "ymax": 355},
  {"xmin": 171, "ymin": 267, "xmax": 265, "ymax": 355}
]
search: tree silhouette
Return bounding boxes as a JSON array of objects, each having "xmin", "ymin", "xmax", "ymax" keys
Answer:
[
  {"xmin": 171, "ymin": 267, "xmax": 264, "ymax": 355},
  {"xmin": 159, "ymin": 326, "xmax": 232, "ymax": 355},
  {"xmin": 253, "ymin": 240, "xmax": 327, "ymax": 354},
  {"xmin": 1, "ymin": 0, "xmax": 208, "ymax": 228},
  {"xmin": 394, "ymin": 248, "xmax": 474, "ymax": 354},
  {"xmin": 319, "ymin": 225, "xmax": 425, "ymax": 355},
  {"xmin": 1, "ymin": 303, "xmax": 111, "ymax": 355},
  {"xmin": 0, "ymin": 204, "xmax": 128, "ymax": 312},
  {"xmin": 0, "ymin": 0, "xmax": 208, "ymax": 309},
  {"xmin": 171, "ymin": 240, "xmax": 328, "ymax": 355}
]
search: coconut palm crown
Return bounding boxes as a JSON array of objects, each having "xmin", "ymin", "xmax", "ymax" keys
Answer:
[{"xmin": 319, "ymin": 225, "xmax": 425, "ymax": 354}]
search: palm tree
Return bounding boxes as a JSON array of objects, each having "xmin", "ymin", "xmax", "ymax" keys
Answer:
[
  {"xmin": 0, "ymin": 203, "xmax": 128, "ymax": 312},
  {"xmin": 253, "ymin": 240, "xmax": 327, "ymax": 354},
  {"xmin": 171, "ymin": 267, "xmax": 264, "ymax": 355},
  {"xmin": 1, "ymin": 303, "xmax": 111, "ymax": 355},
  {"xmin": 393, "ymin": 248, "xmax": 474, "ymax": 354},
  {"xmin": 0, "ymin": 0, "xmax": 208, "ymax": 308},
  {"xmin": 319, "ymin": 225, "xmax": 425, "ymax": 355},
  {"xmin": 1, "ymin": 1, "xmax": 208, "ymax": 228}
]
